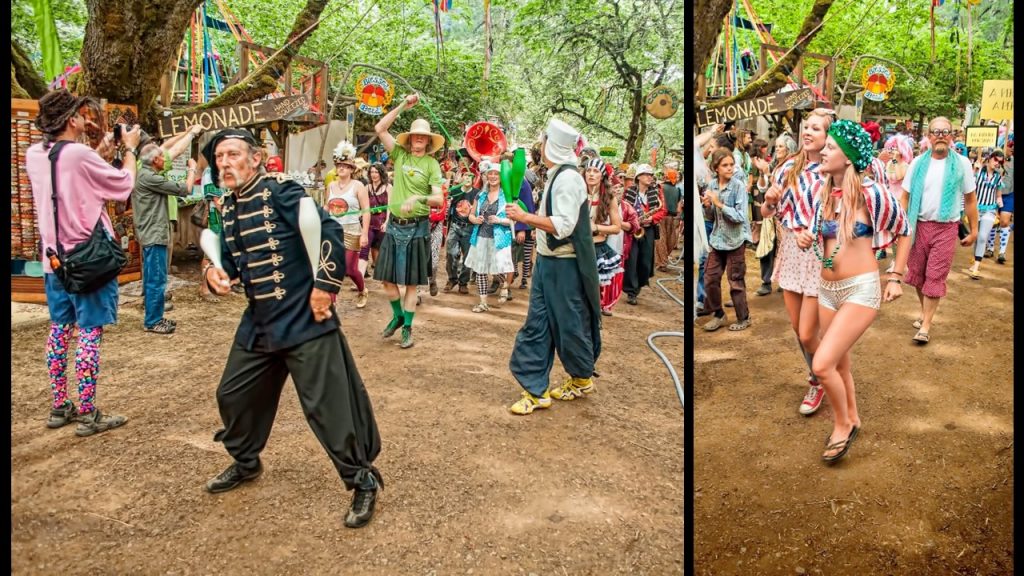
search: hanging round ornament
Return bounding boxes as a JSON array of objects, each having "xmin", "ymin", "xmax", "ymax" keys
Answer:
[
  {"xmin": 355, "ymin": 74, "xmax": 395, "ymax": 116},
  {"xmin": 644, "ymin": 86, "xmax": 679, "ymax": 119},
  {"xmin": 861, "ymin": 65, "xmax": 896, "ymax": 102}
]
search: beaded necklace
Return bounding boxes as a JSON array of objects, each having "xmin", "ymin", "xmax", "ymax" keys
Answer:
[{"xmin": 812, "ymin": 191, "xmax": 842, "ymax": 270}]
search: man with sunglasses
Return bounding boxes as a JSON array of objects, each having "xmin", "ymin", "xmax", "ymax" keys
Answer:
[{"xmin": 900, "ymin": 117, "xmax": 979, "ymax": 345}]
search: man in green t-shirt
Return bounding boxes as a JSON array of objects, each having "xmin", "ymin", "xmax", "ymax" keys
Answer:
[{"xmin": 372, "ymin": 93, "xmax": 445, "ymax": 349}]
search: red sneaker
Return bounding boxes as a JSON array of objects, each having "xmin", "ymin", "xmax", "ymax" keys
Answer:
[{"xmin": 799, "ymin": 382, "xmax": 825, "ymax": 415}]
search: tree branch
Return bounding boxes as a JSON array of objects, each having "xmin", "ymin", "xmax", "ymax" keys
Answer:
[
  {"xmin": 11, "ymin": 39, "xmax": 48, "ymax": 99},
  {"xmin": 710, "ymin": 0, "xmax": 835, "ymax": 107},
  {"xmin": 550, "ymin": 104, "xmax": 626, "ymax": 140}
]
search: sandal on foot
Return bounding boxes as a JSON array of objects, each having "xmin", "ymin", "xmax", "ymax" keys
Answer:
[
  {"xmin": 912, "ymin": 318, "xmax": 923, "ymax": 329},
  {"xmin": 728, "ymin": 318, "xmax": 751, "ymax": 331},
  {"xmin": 703, "ymin": 316, "xmax": 725, "ymax": 332},
  {"xmin": 964, "ymin": 268, "xmax": 981, "ymax": 280},
  {"xmin": 913, "ymin": 331, "xmax": 930, "ymax": 345},
  {"xmin": 822, "ymin": 430, "xmax": 856, "ymax": 463},
  {"xmin": 472, "ymin": 303, "xmax": 490, "ymax": 313}
]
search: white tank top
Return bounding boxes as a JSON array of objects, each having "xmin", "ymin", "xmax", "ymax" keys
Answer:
[{"xmin": 327, "ymin": 180, "xmax": 361, "ymax": 227}]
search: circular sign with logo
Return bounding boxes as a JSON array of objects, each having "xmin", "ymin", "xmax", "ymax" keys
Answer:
[
  {"xmin": 355, "ymin": 74, "xmax": 395, "ymax": 116},
  {"xmin": 861, "ymin": 65, "xmax": 896, "ymax": 102},
  {"xmin": 645, "ymin": 86, "xmax": 679, "ymax": 119}
]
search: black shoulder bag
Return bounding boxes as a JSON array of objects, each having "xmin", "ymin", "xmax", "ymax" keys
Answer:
[{"xmin": 46, "ymin": 141, "xmax": 127, "ymax": 294}]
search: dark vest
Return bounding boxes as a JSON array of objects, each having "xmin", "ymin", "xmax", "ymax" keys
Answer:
[{"xmin": 541, "ymin": 164, "xmax": 602, "ymax": 324}]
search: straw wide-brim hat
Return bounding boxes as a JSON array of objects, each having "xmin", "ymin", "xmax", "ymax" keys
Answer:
[{"xmin": 397, "ymin": 118, "xmax": 445, "ymax": 154}]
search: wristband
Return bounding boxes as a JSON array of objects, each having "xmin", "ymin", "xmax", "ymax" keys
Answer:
[{"xmin": 886, "ymin": 278, "xmax": 901, "ymax": 284}]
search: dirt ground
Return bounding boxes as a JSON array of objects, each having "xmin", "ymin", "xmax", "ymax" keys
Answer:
[
  {"xmin": 10, "ymin": 250, "xmax": 684, "ymax": 575},
  {"xmin": 694, "ymin": 241, "xmax": 1015, "ymax": 575}
]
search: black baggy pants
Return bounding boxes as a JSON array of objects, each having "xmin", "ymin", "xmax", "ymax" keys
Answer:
[{"xmin": 214, "ymin": 329, "xmax": 381, "ymax": 491}]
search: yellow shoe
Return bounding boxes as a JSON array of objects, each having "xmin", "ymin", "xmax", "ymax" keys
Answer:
[
  {"xmin": 509, "ymin": 391, "xmax": 552, "ymax": 415},
  {"xmin": 550, "ymin": 376, "xmax": 595, "ymax": 401},
  {"xmin": 572, "ymin": 376, "xmax": 595, "ymax": 395},
  {"xmin": 550, "ymin": 377, "xmax": 581, "ymax": 401},
  {"xmin": 356, "ymin": 289, "xmax": 369, "ymax": 308}
]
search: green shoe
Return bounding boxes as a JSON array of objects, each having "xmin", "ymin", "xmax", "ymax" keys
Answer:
[
  {"xmin": 400, "ymin": 326, "xmax": 414, "ymax": 349},
  {"xmin": 382, "ymin": 317, "xmax": 404, "ymax": 338}
]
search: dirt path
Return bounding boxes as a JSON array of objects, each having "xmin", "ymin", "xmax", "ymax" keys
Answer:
[
  {"xmin": 694, "ymin": 243, "xmax": 1014, "ymax": 575},
  {"xmin": 11, "ymin": 254, "xmax": 683, "ymax": 575}
]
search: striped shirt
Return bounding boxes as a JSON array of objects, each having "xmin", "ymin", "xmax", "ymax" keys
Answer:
[
  {"xmin": 773, "ymin": 158, "xmax": 822, "ymax": 231},
  {"xmin": 867, "ymin": 157, "xmax": 890, "ymax": 191},
  {"xmin": 807, "ymin": 176, "xmax": 910, "ymax": 251},
  {"xmin": 974, "ymin": 168, "xmax": 1003, "ymax": 209}
]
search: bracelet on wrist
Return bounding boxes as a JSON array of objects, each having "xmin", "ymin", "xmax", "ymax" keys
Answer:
[{"xmin": 886, "ymin": 278, "xmax": 901, "ymax": 284}]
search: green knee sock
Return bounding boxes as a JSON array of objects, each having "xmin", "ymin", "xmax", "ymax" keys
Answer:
[
  {"xmin": 403, "ymin": 310, "xmax": 415, "ymax": 328},
  {"xmin": 389, "ymin": 299, "xmax": 403, "ymax": 322}
]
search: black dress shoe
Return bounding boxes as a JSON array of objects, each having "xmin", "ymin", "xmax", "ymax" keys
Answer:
[
  {"xmin": 626, "ymin": 294, "xmax": 638, "ymax": 305},
  {"xmin": 206, "ymin": 461, "xmax": 263, "ymax": 494}
]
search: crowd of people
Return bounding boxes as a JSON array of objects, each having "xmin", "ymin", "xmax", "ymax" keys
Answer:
[
  {"xmin": 694, "ymin": 112, "xmax": 1013, "ymax": 464},
  {"xmin": 25, "ymin": 88, "xmax": 682, "ymax": 530}
]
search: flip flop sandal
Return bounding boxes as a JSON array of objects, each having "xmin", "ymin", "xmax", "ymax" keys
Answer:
[
  {"xmin": 913, "ymin": 331, "xmax": 930, "ymax": 345},
  {"xmin": 822, "ymin": 434, "xmax": 855, "ymax": 463},
  {"xmin": 964, "ymin": 268, "xmax": 981, "ymax": 280},
  {"xmin": 728, "ymin": 319, "xmax": 751, "ymax": 331},
  {"xmin": 825, "ymin": 426, "xmax": 860, "ymax": 447},
  {"xmin": 912, "ymin": 318, "xmax": 923, "ymax": 329}
]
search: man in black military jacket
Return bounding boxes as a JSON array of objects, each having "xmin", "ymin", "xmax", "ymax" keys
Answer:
[{"xmin": 200, "ymin": 129, "xmax": 382, "ymax": 528}]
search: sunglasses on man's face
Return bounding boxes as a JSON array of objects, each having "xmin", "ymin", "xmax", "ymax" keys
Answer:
[{"xmin": 930, "ymin": 129, "xmax": 953, "ymax": 137}]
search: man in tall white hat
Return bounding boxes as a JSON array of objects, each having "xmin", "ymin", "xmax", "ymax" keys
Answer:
[
  {"xmin": 373, "ymin": 94, "xmax": 445, "ymax": 349},
  {"xmin": 504, "ymin": 118, "xmax": 602, "ymax": 415}
]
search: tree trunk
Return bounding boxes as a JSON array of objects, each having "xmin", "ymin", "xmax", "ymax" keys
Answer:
[
  {"xmin": 191, "ymin": 0, "xmax": 329, "ymax": 111},
  {"xmin": 623, "ymin": 85, "xmax": 647, "ymax": 164},
  {"xmin": 80, "ymin": 0, "xmax": 204, "ymax": 127},
  {"xmin": 11, "ymin": 40, "xmax": 49, "ymax": 99},
  {"xmin": 693, "ymin": 0, "xmax": 738, "ymax": 85},
  {"xmin": 711, "ymin": 0, "xmax": 835, "ymax": 108}
]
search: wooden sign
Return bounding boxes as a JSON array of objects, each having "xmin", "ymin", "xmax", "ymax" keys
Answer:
[
  {"xmin": 645, "ymin": 86, "xmax": 679, "ymax": 119},
  {"xmin": 158, "ymin": 95, "xmax": 310, "ymax": 138},
  {"xmin": 696, "ymin": 88, "xmax": 814, "ymax": 128},
  {"xmin": 965, "ymin": 126, "xmax": 999, "ymax": 149},
  {"xmin": 980, "ymin": 80, "xmax": 1013, "ymax": 121}
]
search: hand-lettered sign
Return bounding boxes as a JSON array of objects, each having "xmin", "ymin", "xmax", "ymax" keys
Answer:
[
  {"xmin": 696, "ymin": 89, "xmax": 814, "ymax": 128},
  {"xmin": 862, "ymin": 65, "xmax": 895, "ymax": 102},
  {"xmin": 355, "ymin": 74, "xmax": 395, "ymax": 116},
  {"xmin": 157, "ymin": 95, "xmax": 310, "ymax": 138}
]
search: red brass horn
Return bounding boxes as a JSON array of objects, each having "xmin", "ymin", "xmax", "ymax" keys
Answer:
[{"xmin": 463, "ymin": 121, "xmax": 508, "ymax": 162}]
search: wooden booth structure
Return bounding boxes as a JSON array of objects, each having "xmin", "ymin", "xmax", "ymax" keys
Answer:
[{"xmin": 11, "ymin": 99, "xmax": 142, "ymax": 304}]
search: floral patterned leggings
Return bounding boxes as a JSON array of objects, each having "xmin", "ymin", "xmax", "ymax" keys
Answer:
[{"xmin": 46, "ymin": 323, "xmax": 102, "ymax": 414}]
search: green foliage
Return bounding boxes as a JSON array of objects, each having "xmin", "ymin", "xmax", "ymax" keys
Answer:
[
  {"xmin": 11, "ymin": 0, "xmax": 88, "ymax": 75},
  {"xmin": 510, "ymin": 0, "xmax": 684, "ymax": 162},
  {"xmin": 742, "ymin": 0, "xmax": 1013, "ymax": 118}
]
